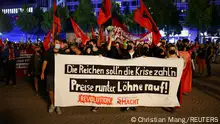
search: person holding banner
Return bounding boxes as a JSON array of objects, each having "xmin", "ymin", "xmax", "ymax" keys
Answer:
[
  {"xmin": 106, "ymin": 35, "xmax": 122, "ymax": 59},
  {"xmin": 121, "ymin": 40, "xmax": 140, "ymax": 112},
  {"xmin": 141, "ymin": 43, "xmax": 152, "ymax": 57},
  {"xmin": 70, "ymin": 44, "xmax": 83, "ymax": 55},
  {"xmin": 41, "ymin": 37, "xmax": 62, "ymax": 114},
  {"xmin": 166, "ymin": 44, "xmax": 182, "ymax": 112},
  {"xmin": 84, "ymin": 39, "xmax": 103, "ymax": 112},
  {"xmin": 155, "ymin": 39, "xmax": 167, "ymax": 58}
]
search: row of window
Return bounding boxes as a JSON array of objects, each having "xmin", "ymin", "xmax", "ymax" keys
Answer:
[
  {"xmin": 66, "ymin": 0, "xmax": 138, "ymax": 8},
  {"xmin": 1, "ymin": 7, "xmax": 33, "ymax": 14}
]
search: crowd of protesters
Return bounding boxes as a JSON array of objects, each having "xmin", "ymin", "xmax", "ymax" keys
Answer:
[{"xmin": 0, "ymin": 34, "xmax": 219, "ymax": 115}]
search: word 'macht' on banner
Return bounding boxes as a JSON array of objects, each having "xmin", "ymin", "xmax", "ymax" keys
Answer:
[{"xmin": 55, "ymin": 55, "xmax": 184, "ymax": 107}]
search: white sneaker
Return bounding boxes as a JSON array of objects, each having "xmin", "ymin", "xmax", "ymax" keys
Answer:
[
  {"xmin": 56, "ymin": 107, "xmax": 62, "ymax": 114},
  {"xmin": 48, "ymin": 104, "xmax": 55, "ymax": 113}
]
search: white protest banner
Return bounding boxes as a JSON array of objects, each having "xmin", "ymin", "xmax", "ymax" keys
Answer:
[
  {"xmin": 55, "ymin": 55, "xmax": 184, "ymax": 107},
  {"xmin": 16, "ymin": 53, "xmax": 32, "ymax": 69}
]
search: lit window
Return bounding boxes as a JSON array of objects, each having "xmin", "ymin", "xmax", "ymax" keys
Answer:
[
  {"xmin": 30, "ymin": 7, "xmax": 33, "ymax": 13},
  {"xmin": 131, "ymin": 1, "xmax": 136, "ymax": 6},
  {"xmin": 15, "ymin": 8, "xmax": 18, "ymax": 13},
  {"xmin": 97, "ymin": 3, "xmax": 101, "ymax": 8}
]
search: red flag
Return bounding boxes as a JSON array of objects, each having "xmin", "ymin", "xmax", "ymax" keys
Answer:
[
  {"xmin": 53, "ymin": 15, "xmax": 61, "ymax": 33},
  {"xmin": 43, "ymin": 30, "xmax": 52, "ymax": 51},
  {"xmin": 70, "ymin": 18, "xmax": 89, "ymax": 45},
  {"xmin": 52, "ymin": 0, "xmax": 61, "ymax": 35},
  {"xmin": 134, "ymin": 9, "xmax": 152, "ymax": 31},
  {"xmin": 141, "ymin": 0, "xmax": 161, "ymax": 45},
  {"xmin": 53, "ymin": 0, "xmax": 57, "ymax": 13},
  {"xmin": 97, "ymin": 0, "xmax": 112, "ymax": 25},
  {"xmin": 97, "ymin": 27, "xmax": 105, "ymax": 47},
  {"xmin": 91, "ymin": 27, "xmax": 96, "ymax": 39},
  {"xmin": 112, "ymin": 17, "xmax": 128, "ymax": 32},
  {"xmin": 134, "ymin": 0, "xmax": 161, "ymax": 46}
]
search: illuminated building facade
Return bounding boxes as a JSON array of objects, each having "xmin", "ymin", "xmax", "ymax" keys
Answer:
[
  {"xmin": 65, "ymin": 0, "xmax": 140, "ymax": 16},
  {"xmin": 0, "ymin": 0, "xmax": 52, "ymax": 41}
]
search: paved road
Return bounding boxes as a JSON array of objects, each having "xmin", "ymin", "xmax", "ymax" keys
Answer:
[{"xmin": 0, "ymin": 64, "xmax": 220, "ymax": 124}]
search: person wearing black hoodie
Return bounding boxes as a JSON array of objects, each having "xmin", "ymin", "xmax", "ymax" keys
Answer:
[
  {"xmin": 121, "ymin": 41, "xmax": 140, "ymax": 112},
  {"xmin": 28, "ymin": 45, "xmax": 43, "ymax": 96}
]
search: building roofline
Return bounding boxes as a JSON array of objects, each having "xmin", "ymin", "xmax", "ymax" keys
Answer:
[{"xmin": 0, "ymin": 3, "xmax": 37, "ymax": 9}]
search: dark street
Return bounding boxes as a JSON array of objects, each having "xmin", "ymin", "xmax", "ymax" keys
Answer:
[{"xmin": 0, "ymin": 64, "xmax": 220, "ymax": 124}]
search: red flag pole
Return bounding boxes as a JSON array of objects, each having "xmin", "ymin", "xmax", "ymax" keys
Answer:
[
  {"xmin": 52, "ymin": 0, "xmax": 56, "ymax": 43},
  {"xmin": 97, "ymin": 25, "xmax": 102, "ymax": 47}
]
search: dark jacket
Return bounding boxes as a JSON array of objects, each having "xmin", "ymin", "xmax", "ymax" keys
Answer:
[
  {"xmin": 1, "ymin": 47, "xmax": 20, "ymax": 61},
  {"xmin": 122, "ymin": 51, "xmax": 140, "ymax": 59},
  {"xmin": 28, "ymin": 53, "xmax": 43, "ymax": 75}
]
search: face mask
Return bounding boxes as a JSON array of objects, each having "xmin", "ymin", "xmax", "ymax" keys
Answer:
[
  {"xmin": 184, "ymin": 44, "xmax": 188, "ymax": 47},
  {"xmin": 127, "ymin": 45, "xmax": 133, "ymax": 51},
  {"xmin": 160, "ymin": 55, "xmax": 166, "ymax": 58},
  {"xmin": 36, "ymin": 50, "xmax": 41, "ymax": 53},
  {"xmin": 143, "ymin": 47, "xmax": 149, "ymax": 51},
  {"xmin": 55, "ymin": 44, "xmax": 60, "ymax": 49},
  {"xmin": 169, "ymin": 50, "xmax": 176, "ymax": 55},
  {"xmin": 60, "ymin": 43, "xmax": 65, "ymax": 49},
  {"xmin": 185, "ymin": 46, "xmax": 190, "ymax": 51},
  {"xmin": 87, "ymin": 45, "xmax": 93, "ymax": 50}
]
